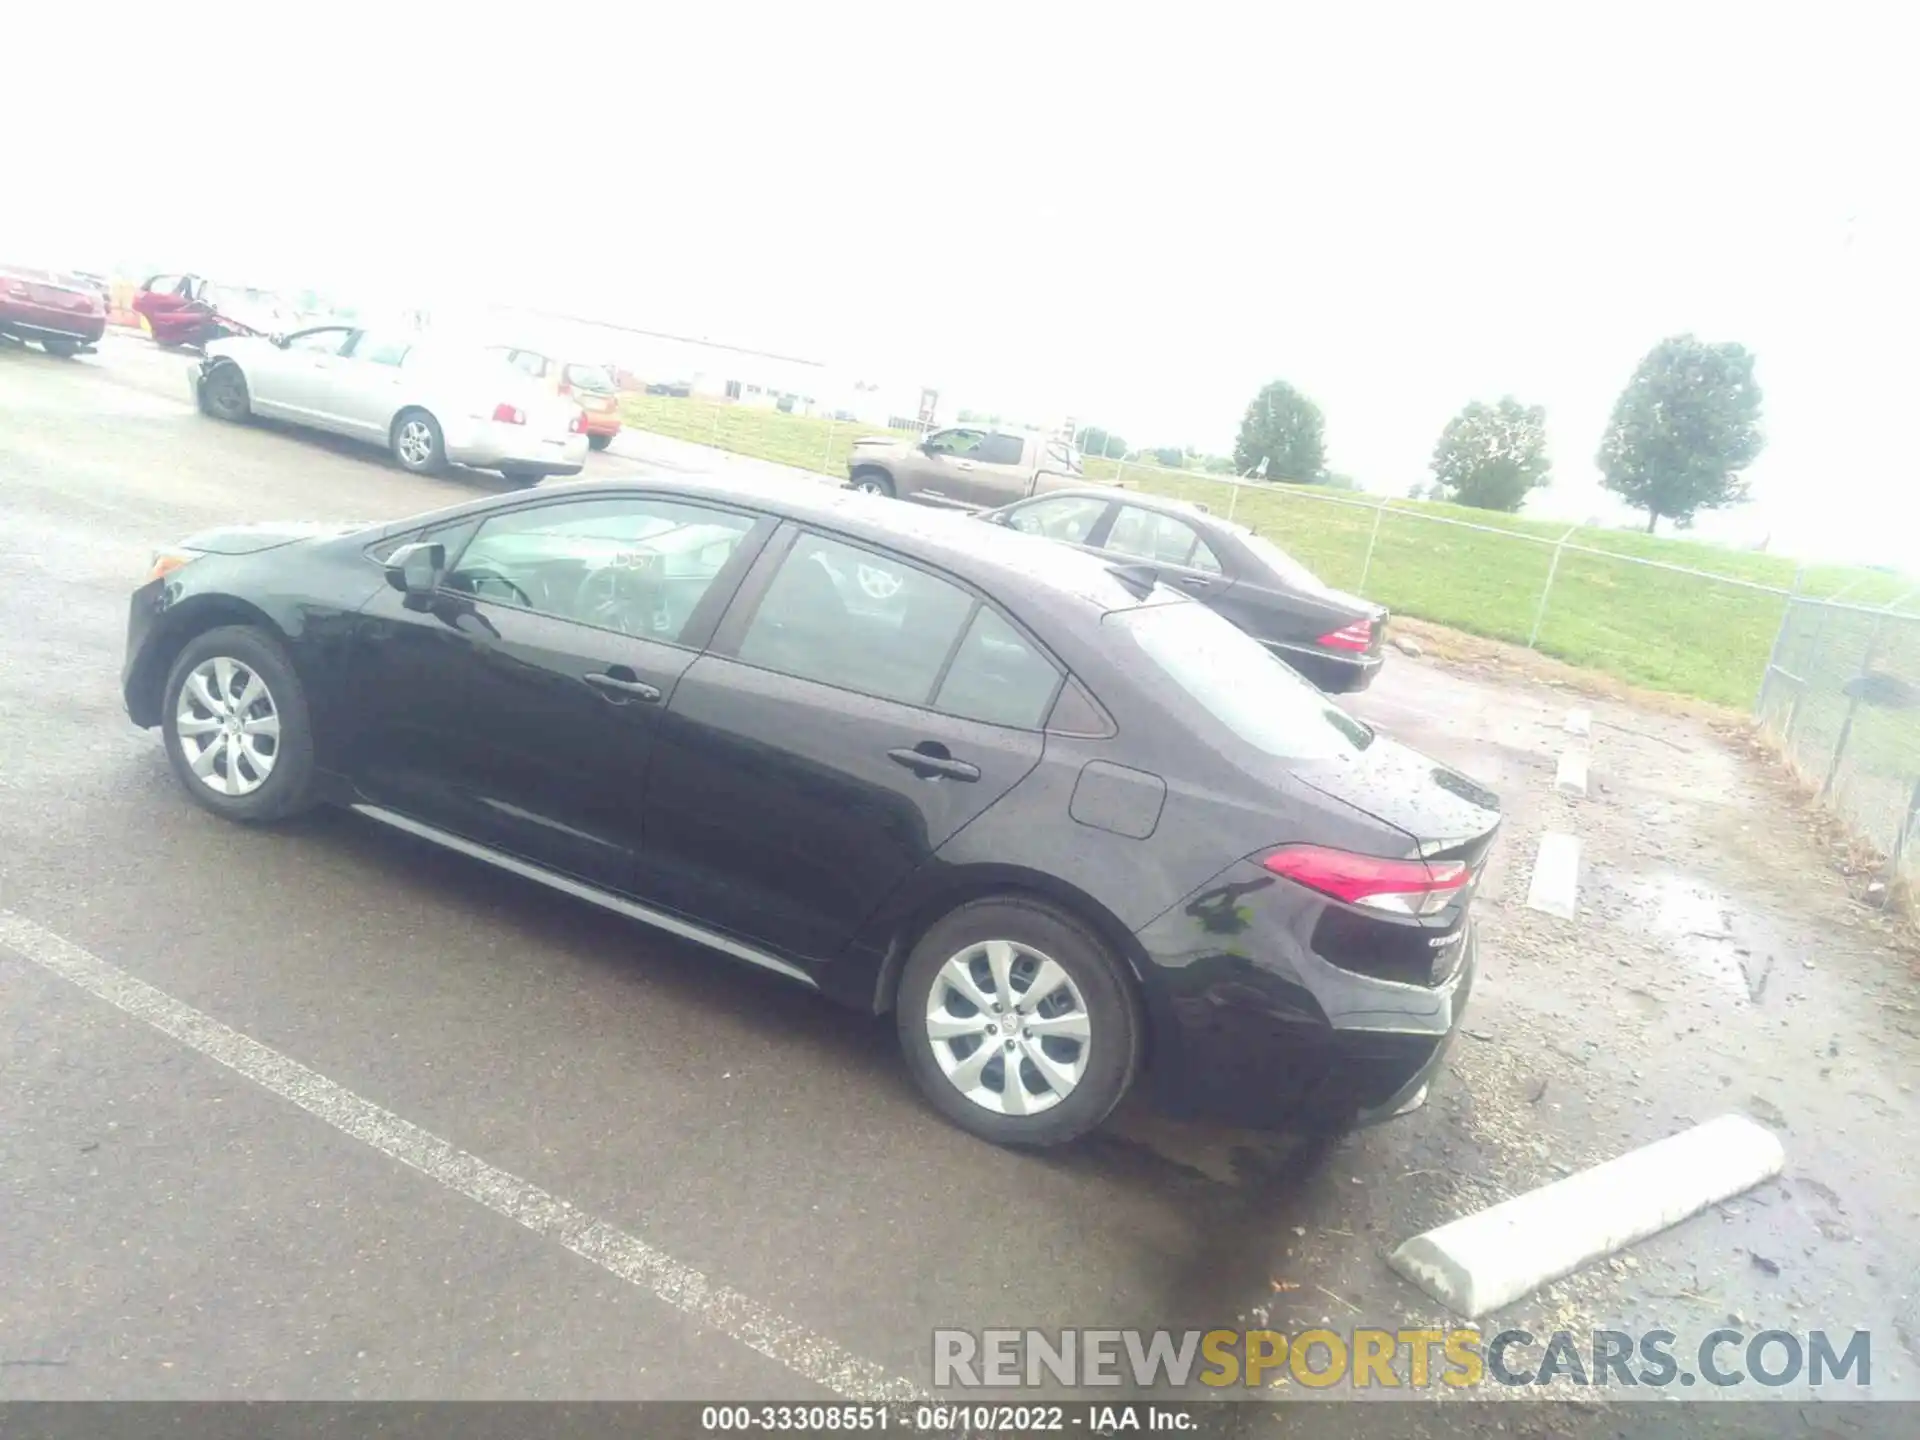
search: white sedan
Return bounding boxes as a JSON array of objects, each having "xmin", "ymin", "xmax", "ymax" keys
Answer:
[{"xmin": 190, "ymin": 325, "xmax": 590, "ymax": 484}]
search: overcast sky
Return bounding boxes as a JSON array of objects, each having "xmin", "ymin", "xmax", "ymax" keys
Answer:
[{"xmin": 10, "ymin": 3, "xmax": 1915, "ymax": 566}]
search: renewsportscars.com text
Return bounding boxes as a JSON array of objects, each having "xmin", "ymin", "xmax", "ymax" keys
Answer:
[{"xmin": 934, "ymin": 1327, "xmax": 1872, "ymax": 1391}]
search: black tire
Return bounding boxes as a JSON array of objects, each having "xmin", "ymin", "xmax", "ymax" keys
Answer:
[
  {"xmin": 498, "ymin": 467, "xmax": 543, "ymax": 489},
  {"xmin": 202, "ymin": 361, "xmax": 251, "ymax": 421},
  {"xmin": 849, "ymin": 468, "xmax": 895, "ymax": 498},
  {"xmin": 896, "ymin": 896, "xmax": 1141, "ymax": 1147},
  {"xmin": 41, "ymin": 338, "xmax": 80, "ymax": 359},
  {"xmin": 160, "ymin": 626, "xmax": 318, "ymax": 824},
  {"xmin": 587, "ymin": 432, "xmax": 613, "ymax": 451},
  {"xmin": 391, "ymin": 408, "xmax": 446, "ymax": 474}
]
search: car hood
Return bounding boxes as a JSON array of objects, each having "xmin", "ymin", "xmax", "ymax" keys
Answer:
[{"xmin": 178, "ymin": 520, "xmax": 372, "ymax": 556}]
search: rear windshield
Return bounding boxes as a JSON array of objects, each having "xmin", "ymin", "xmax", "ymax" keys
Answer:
[
  {"xmin": 1110, "ymin": 600, "xmax": 1371, "ymax": 759},
  {"xmin": 1238, "ymin": 532, "xmax": 1330, "ymax": 593},
  {"xmin": 565, "ymin": 363, "xmax": 616, "ymax": 393}
]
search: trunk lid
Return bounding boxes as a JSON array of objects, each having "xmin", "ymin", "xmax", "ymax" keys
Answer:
[{"xmin": 1292, "ymin": 732, "xmax": 1501, "ymax": 869}]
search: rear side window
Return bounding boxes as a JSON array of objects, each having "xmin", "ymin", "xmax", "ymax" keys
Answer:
[
  {"xmin": 737, "ymin": 534, "xmax": 974, "ymax": 704},
  {"xmin": 975, "ymin": 433, "xmax": 1025, "ymax": 464},
  {"xmin": 935, "ymin": 607, "xmax": 1060, "ymax": 728},
  {"xmin": 1004, "ymin": 494, "xmax": 1109, "ymax": 544},
  {"xmin": 1113, "ymin": 601, "xmax": 1372, "ymax": 760},
  {"xmin": 565, "ymin": 363, "xmax": 616, "ymax": 392}
]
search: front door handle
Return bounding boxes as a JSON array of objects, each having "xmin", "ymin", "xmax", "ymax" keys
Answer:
[
  {"xmin": 1180, "ymin": 575, "xmax": 1213, "ymax": 590},
  {"xmin": 888, "ymin": 746, "xmax": 980, "ymax": 782},
  {"xmin": 584, "ymin": 670, "xmax": 662, "ymax": 703}
]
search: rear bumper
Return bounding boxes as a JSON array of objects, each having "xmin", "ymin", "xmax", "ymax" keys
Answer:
[
  {"xmin": 0, "ymin": 309, "xmax": 106, "ymax": 345},
  {"xmin": 446, "ymin": 420, "xmax": 591, "ymax": 474},
  {"xmin": 1267, "ymin": 640, "xmax": 1383, "ymax": 693},
  {"xmin": 1131, "ymin": 860, "xmax": 1478, "ymax": 1132},
  {"xmin": 575, "ymin": 405, "xmax": 621, "ymax": 438}
]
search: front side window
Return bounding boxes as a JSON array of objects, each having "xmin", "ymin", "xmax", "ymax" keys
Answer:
[
  {"xmin": 444, "ymin": 497, "xmax": 755, "ymax": 642},
  {"xmin": 924, "ymin": 428, "xmax": 985, "ymax": 457},
  {"xmin": 1112, "ymin": 601, "xmax": 1372, "ymax": 760},
  {"xmin": 736, "ymin": 534, "xmax": 975, "ymax": 705},
  {"xmin": 286, "ymin": 328, "xmax": 355, "ymax": 355},
  {"xmin": 352, "ymin": 333, "xmax": 412, "ymax": 367},
  {"xmin": 974, "ymin": 433, "xmax": 1026, "ymax": 465},
  {"xmin": 1004, "ymin": 495, "xmax": 1110, "ymax": 544}
]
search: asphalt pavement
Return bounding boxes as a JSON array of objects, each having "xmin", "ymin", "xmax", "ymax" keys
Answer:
[{"xmin": 4, "ymin": 335, "xmax": 1916, "ymax": 1427}]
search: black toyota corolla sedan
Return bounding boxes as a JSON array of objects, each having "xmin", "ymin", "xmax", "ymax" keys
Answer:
[
  {"xmin": 979, "ymin": 487, "xmax": 1389, "ymax": 692},
  {"xmin": 122, "ymin": 475, "xmax": 1498, "ymax": 1147}
]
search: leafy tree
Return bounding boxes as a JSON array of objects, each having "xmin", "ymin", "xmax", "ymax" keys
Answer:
[
  {"xmin": 1430, "ymin": 397, "xmax": 1551, "ymax": 512},
  {"xmin": 1074, "ymin": 425, "xmax": 1129, "ymax": 460},
  {"xmin": 1149, "ymin": 445, "xmax": 1187, "ymax": 468},
  {"xmin": 1597, "ymin": 336, "xmax": 1764, "ymax": 532},
  {"xmin": 1233, "ymin": 380, "xmax": 1325, "ymax": 482},
  {"xmin": 1315, "ymin": 471, "xmax": 1359, "ymax": 491}
]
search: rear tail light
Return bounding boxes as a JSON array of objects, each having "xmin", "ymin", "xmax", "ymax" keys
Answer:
[
  {"xmin": 492, "ymin": 403, "xmax": 526, "ymax": 425},
  {"xmin": 1262, "ymin": 844, "xmax": 1468, "ymax": 917},
  {"xmin": 1318, "ymin": 618, "xmax": 1374, "ymax": 652},
  {"xmin": 569, "ymin": 410, "xmax": 586, "ymax": 434}
]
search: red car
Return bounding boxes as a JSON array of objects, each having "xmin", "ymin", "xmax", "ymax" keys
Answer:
[
  {"xmin": 131, "ymin": 273, "xmax": 288, "ymax": 350},
  {"xmin": 0, "ymin": 264, "xmax": 107, "ymax": 357},
  {"xmin": 491, "ymin": 346, "xmax": 624, "ymax": 450}
]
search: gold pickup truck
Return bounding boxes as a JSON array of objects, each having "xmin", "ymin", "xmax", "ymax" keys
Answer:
[{"xmin": 846, "ymin": 425, "xmax": 1085, "ymax": 509}]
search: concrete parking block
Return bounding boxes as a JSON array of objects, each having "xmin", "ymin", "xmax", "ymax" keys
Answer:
[
  {"xmin": 1554, "ymin": 746, "xmax": 1590, "ymax": 796},
  {"xmin": 1524, "ymin": 831, "xmax": 1581, "ymax": 919},
  {"xmin": 1563, "ymin": 707, "xmax": 1592, "ymax": 736},
  {"xmin": 1388, "ymin": 1114, "xmax": 1786, "ymax": 1318}
]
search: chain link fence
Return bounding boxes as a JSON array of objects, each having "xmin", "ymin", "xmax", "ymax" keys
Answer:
[{"xmin": 1757, "ymin": 598, "xmax": 1920, "ymax": 890}]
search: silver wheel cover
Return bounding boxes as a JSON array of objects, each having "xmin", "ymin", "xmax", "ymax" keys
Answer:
[
  {"xmin": 925, "ymin": 939, "xmax": 1091, "ymax": 1116},
  {"xmin": 175, "ymin": 656, "xmax": 281, "ymax": 797}
]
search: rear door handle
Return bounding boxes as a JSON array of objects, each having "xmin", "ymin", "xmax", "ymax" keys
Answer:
[
  {"xmin": 584, "ymin": 670, "xmax": 662, "ymax": 703},
  {"xmin": 888, "ymin": 747, "xmax": 980, "ymax": 782}
]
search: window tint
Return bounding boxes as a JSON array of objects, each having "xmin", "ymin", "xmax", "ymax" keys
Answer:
[
  {"xmin": 935, "ymin": 607, "xmax": 1060, "ymax": 728},
  {"xmin": 974, "ymin": 433, "xmax": 1025, "ymax": 464},
  {"xmin": 287, "ymin": 328, "xmax": 354, "ymax": 355},
  {"xmin": 736, "ymin": 534, "xmax": 974, "ymax": 705},
  {"xmin": 1113, "ymin": 602, "xmax": 1373, "ymax": 760},
  {"xmin": 352, "ymin": 334, "xmax": 411, "ymax": 367},
  {"xmin": 1004, "ymin": 495, "xmax": 1110, "ymax": 544},
  {"xmin": 444, "ymin": 497, "xmax": 754, "ymax": 642},
  {"xmin": 925, "ymin": 428, "xmax": 984, "ymax": 457},
  {"xmin": 1106, "ymin": 506, "xmax": 1217, "ymax": 570}
]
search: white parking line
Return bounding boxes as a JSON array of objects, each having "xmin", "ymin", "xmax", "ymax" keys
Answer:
[
  {"xmin": 1524, "ymin": 832, "xmax": 1581, "ymax": 919},
  {"xmin": 0, "ymin": 908, "xmax": 919, "ymax": 1403},
  {"xmin": 1554, "ymin": 746, "xmax": 1590, "ymax": 797}
]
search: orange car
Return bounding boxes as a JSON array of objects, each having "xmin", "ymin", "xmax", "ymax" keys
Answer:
[{"xmin": 492, "ymin": 346, "xmax": 623, "ymax": 450}]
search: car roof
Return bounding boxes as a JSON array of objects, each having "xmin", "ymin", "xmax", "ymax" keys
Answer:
[
  {"xmin": 483, "ymin": 475, "xmax": 1158, "ymax": 615},
  {"xmin": 1010, "ymin": 485, "xmax": 1222, "ymax": 523}
]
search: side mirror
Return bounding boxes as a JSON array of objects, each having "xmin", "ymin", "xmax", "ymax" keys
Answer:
[
  {"xmin": 270, "ymin": 333, "xmax": 290, "ymax": 349},
  {"xmin": 385, "ymin": 541, "xmax": 445, "ymax": 603}
]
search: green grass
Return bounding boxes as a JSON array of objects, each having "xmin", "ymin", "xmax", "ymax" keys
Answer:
[{"xmin": 619, "ymin": 394, "xmax": 1916, "ymax": 709}]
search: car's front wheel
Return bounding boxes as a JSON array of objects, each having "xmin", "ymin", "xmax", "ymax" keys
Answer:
[
  {"xmin": 849, "ymin": 469, "xmax": 895, "ymax": 498},
  {"xmin": 587, "ymin": 432, "xmax": 613, "ymax": 451},
  {"xmin": 391, "ymin": 409, "xmax": 446, "ymax": 474},
  {"xmin": 160, "ymin": 626, "xmax": 318, "ymax": 823},
  {"xmin": 896, "ymin": 897, "xmax": 1141, "ymax": 1147},
  {"xmin": 41, "ymin": 338, "xmax": 80, "ymax": 359},
  {"xmin": 201, "ymin": 362, "xmax": 251, "ymax": 421}
]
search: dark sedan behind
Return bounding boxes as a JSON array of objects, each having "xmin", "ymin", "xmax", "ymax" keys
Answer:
[{"xmin": 981, "ymin": 487, "xmax": 1387, "ymax": 692}]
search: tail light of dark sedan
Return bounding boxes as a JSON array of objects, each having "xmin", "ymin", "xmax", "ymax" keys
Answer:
[
  {"xmin": 1262, "ymin": 844, "xmax": 1468, "ymax": 918},
  {"xmin": 1317, "ymin": 618, "xmax": 1375, "ymax": 652}
]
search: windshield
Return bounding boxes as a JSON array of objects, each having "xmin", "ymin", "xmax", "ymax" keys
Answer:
[
  {"xmin": 564, "ymin": 363, "xmax": 616, "ymax": 393},
  {"xmin": 1111, "ymin": 600, "xmax": 1372, "ymax": 760},
  {"xmin": 1238, "ymin": 531, "xmax": 1330, "ymax": 592}
]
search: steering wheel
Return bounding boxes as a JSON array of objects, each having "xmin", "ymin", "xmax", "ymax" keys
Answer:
[{"xmin": 571, "ymin": 562, "xmax": 657, "ymax": 635}]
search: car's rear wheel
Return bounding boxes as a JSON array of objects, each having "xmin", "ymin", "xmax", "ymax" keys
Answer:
[
  {"xmin": 160, "ymin": 626, "xmax": 317, "ymax": 823},
  {"xmin": 202, "ymin": 362, "xmax": 251, "ymax": 421},
  {"xmin": 392, "ymin": 409, "xmax": 446, "ymax": 474},
  {"xmin": 587, "ymin": 432, "xmax": 613, "ymax": 451},
  {"xmin": 896, "ymin": 897, "xmax": 1141, "ymax": 1147},
  {"xmin": 850, "ymin": 469, "xmax": 894, "ymax": 498},
  {"xmin": 41, "ymin": 338, "xmax": 80, "ymax": 359}
]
